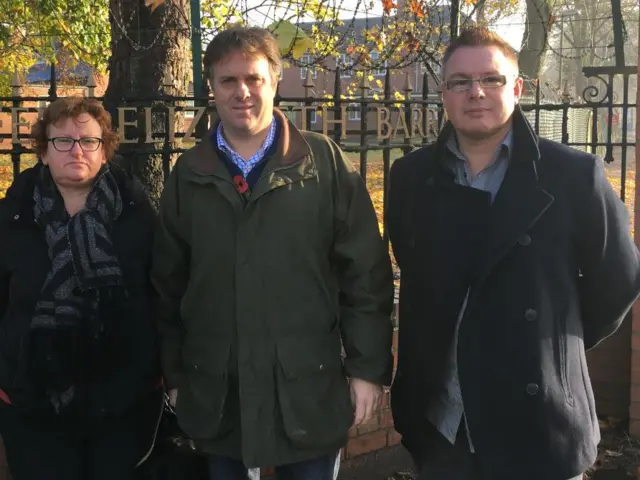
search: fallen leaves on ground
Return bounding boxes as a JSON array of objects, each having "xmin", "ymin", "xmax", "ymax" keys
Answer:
[
  {"xmin": 0, "ymin": 165, "xmax": 11, "ymax": 195},
  {"xmin": 0, "ymin": 155, "xmax": 36, "ymax": 198},
  {"xmin": 584, "ymin": 419, "xmax": 640, "ymax": 479}
]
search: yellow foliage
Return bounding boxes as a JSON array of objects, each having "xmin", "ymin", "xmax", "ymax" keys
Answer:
[{"xmin": 268, "ymin": 20, "xmax": 314, "ymax": 59}]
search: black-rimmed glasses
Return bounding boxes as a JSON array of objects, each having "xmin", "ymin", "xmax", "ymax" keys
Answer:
[{"xmin": 48, "ymin": 137, "xmax": 104, "ymax": 152}]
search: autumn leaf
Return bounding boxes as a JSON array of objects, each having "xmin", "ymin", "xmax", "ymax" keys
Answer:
[
  {"xmin": 406, "ymin": 31, "xmax": 420, "ymax": 52},
  {"xmin": 381, "ymin": 0, "xmax": 397, "ymax": 15},
  {"xmin": 408, "ymin": 0, "xmax": 424, "ymax": 18}
]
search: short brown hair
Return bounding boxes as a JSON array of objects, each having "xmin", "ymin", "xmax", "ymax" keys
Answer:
[
  {"xmin": 442, "ymin": 26, "xmax": 519, "ymax": 75},
  {"xmin": 203, "ymin": 27, "xmax": 281, "ymax": 84},
  {"xmin": 31, "ymin": 97, "xmax": 119, "ymax": 160}
]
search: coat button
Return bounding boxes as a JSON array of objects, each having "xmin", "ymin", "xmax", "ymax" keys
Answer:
[
  {"xmin": 526, "ymin": 383, "xmax": 539, "ymax": 396},
  {"xmin": 518, "ymin": 233, "xmax": 531, "ymax": 246},
  {"xmin": 13, "ymin": 214, "xmax": 19, "ymax": 220},
  {"xmin": 525, "ymin": 309, "xmax": 537, "ymax": 321}
]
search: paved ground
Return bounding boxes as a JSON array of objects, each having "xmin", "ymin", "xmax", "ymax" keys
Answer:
[
  {"xmin": 590, "ymin": 470, "xmax": 635, "ymax": 479},
  {"xmin": 334, "ymin": 420, "xmax": 640, "ymax": 480},
  {"xmin": 337, "ymin": 446, "xmax": 416, "ymax": 480}
]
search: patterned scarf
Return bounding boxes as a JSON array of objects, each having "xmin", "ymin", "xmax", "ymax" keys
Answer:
[{"xmin": 30, "ymin": 164, "xmax": 124, "ymax": 414}]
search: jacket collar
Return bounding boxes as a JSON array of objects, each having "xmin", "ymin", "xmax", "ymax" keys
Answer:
[
  {"xmin": 184, "ymin": 107, "xmax": 311, "ymax": 177},
  {"xmin": 470, "ymin": 107, "xmax": 553, "ymax": 286},
  {"xmin": 181, "ymin": 108, "xmax": 315, "ymax": 209},
  {"xmin": 433, "ymin": 106, "xmax": 541, "ymax": 175},
  {"xmin": 421, "ymin": 106, "xmax": 553, "ymax": 288}
]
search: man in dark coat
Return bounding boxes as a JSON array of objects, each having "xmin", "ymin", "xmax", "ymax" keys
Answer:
[
  {"xmin": 387, "ymin": 26, "xmax": 640, "ymax": 480},
  {"xmin": 151, "ymin": 27, "xmax": 393, "ymax": 479}
]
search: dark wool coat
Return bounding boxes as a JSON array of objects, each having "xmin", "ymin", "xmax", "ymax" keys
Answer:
[
  {"xmin": 387, "ymin": 108, "xmax": 640, "ymax": 479},
  {"xmin": 0, "ymin": 163, "xmax": 160, "ymax": 419}
]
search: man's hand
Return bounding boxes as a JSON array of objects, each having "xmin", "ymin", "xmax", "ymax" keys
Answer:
[
  {"xmin": 349, "ymin": 378, "xmax": 382, "ymax": 426},
  {"xmin": 168, "ymin": 388, "xmax": 178, "ymax": 407}
]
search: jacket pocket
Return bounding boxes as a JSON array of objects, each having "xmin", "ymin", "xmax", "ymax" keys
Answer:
[
  {"xmin": 554, "ymin": 312, "xmax": 573, "ymax": 404},
  {"xmin": 176, "ymin": 342, "xmax": 231, "ymax": 440},
  {"xmin": 2, "ymin": 313, "xmax": 36, "ymax": 403},
  {"xmin": 276, "ymin": 333, "xmax": 353, "ymax": 449}
]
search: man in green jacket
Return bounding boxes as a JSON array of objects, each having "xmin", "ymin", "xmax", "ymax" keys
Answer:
[{"xmin": 151, "ymin": 26, "xmax": 394, "ymax": 479}]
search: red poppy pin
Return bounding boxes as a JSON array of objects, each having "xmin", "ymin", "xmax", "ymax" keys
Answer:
[{"xmin": 233, "ymin": 175, "xmax": 249, "ymax": 194}]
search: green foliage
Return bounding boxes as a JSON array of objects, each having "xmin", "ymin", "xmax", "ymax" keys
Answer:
[
  {"xmin": 1, "ymin": 0, "xmax": 530, "ymax": 97},
  {"xmin": 0, "ymin": 0, "xmax": 110, "ymax": 95}
]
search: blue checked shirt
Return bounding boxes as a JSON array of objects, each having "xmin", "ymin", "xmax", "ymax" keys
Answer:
[{"xmin": 216, "ymin": 117, "xmax": 277, "ymax": 178}]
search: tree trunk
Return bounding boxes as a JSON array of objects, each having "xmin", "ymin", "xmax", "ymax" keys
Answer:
[
  {"xmin": 519, "ymin": 0, "xmax": 552, "ymax": 94},
  {"xmin": 574, "ymin": 48, "xmax": 589, "ymax": 99},
  {"xmin": 573, "ymin": 54, "xmax": 586, "ymax": 100},
  {"xmin": 476, "ymin": 0, "xmax": 488, "ymax": 24},
  {"xmin": 104, "ymin": 0, "xmax": 191, "ymax": 207}
]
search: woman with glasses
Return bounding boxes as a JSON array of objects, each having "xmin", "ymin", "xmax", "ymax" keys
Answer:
[{"xmin": 0, "ymin": 96, "xmax": 162, "ymax": 479}]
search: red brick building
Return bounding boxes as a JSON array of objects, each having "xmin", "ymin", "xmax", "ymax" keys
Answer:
[{"xmin": 274, "ymin": 14, "xmax": 446, "ymax": 138}]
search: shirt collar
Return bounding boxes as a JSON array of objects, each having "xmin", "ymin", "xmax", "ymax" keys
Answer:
[
  {"xmin": 446, "ymin": 127, "xmax": 513, "ymax": 164},
  {"xmin": 215, "ymin": 117, "xmax": 277, "ymax": 158}
]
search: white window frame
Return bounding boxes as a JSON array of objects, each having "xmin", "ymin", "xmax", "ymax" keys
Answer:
[
  {"xmin": 309, "ymin": 109, "xmax": 317, "ymax": 124},
  {"xmin": 348, "ymin": 102, "xmax": 361, "ymax": 121},
  {"xmin": 370, "ymin": 52, "xmax": 387, "ymax": 77},
  {"xmin": 300, "ymin": 54, "xmax": 318, "ymax": 80},
  {"xmin": 420, "ymin": 61, "xmax": 438, "ymax": 76},
  {"xmin": 340, "ymin": 54, "xmax": 353, "ymax": 78}
]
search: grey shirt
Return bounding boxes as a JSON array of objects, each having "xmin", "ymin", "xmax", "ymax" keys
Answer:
[{"xmin": 426, "ymin": 128, "xmax": 513, "ymax": 451}]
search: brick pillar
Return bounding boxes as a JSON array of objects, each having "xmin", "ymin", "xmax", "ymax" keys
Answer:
[
  {"xmin": 343, "ymin": 327, "xmax": 401, "ymax": 460},
  {"xmin": 629, "ymin": 36, "xmax": 640, "ymax": 437}
]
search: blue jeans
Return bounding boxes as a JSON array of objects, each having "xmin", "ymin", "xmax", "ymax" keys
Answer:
[{"xmin": 207, "ymin": 452, "xmax": 340, "ymax": 480}]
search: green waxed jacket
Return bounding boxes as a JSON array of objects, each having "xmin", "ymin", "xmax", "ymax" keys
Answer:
[{"xmin": 151, "ymin": 109, "xmax": 394, "ymax": 468}]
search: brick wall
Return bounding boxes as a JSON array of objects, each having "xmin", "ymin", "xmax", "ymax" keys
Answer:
[
  {"xmin": 629, "ymin": 44, "xmax": 640, "ymax": 438},
  {"xmin": 340, "ymin": 312, "xmax": 402, "ymax": 463},
  {"xmin": 587, "ymin": 312, "xmax": 632, "ymax": 420}
]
